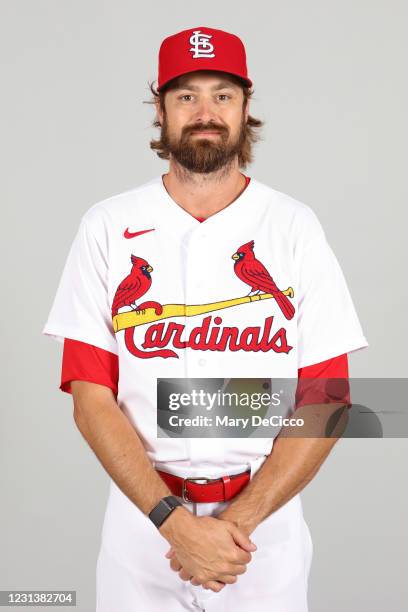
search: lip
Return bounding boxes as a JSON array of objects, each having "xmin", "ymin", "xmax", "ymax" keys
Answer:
[{"xmin": 191, "ymin": 130, "xmax": 221, "ymax": 135}]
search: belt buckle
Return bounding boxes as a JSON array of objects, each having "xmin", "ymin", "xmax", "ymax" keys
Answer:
[{"xmin": 182, "ymin": 476, "xmax": 218, "ymax": 503}]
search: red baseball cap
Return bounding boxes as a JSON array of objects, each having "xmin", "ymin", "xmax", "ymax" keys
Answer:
[{"xmin": 157, "ymin": 26, "xmax": 252, "ymax": 92}]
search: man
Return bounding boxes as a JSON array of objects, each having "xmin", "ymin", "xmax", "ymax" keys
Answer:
[{"xmin": 42, "ymin": 26, "xmax": 368, "ymax": 611}]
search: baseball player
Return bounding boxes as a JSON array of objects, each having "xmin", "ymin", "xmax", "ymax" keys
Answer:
[{"xmin": 42, "ymin": 26, "xmax": 368, "ymax": 612}]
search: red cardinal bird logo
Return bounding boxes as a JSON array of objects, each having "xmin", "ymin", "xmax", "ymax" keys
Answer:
[
  {"xmin": 232, "ymin": 240, "xmax": 295, "ymax": 320},
  {"xmin": 111, "ymin": 254, "xmax": 153, "ymax": 317}
]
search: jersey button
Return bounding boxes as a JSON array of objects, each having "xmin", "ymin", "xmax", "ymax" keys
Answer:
[{"xmin": 198, "ymin": 358, "xmax": 206, "ymax": 366}]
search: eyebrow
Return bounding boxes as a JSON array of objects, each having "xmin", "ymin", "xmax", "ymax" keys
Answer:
[{"xmin": 173, "ymin": 81, "xmax": 238, "ymax": 92}]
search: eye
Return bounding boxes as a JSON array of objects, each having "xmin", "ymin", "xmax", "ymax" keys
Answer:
[
  {"xmin": 179, "ymin": 94, "xmax": 193, "ymax": 101},
  {"xmin": 218, "ymin": 94, "xmax": 231, "ymax": 101}
]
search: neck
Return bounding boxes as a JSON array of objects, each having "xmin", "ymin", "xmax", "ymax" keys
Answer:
[{"xmin": 162, "ymin": 158, "xmax": 247, "ymax": 219}]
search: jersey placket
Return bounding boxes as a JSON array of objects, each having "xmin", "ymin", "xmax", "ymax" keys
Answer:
[
  {"xmin": 181, "ymin": 221, "xmax": 227, "ymax": 466},
  {"xmin": 184, "ymin": 225, "xmax": 211, "ymax": 376}
]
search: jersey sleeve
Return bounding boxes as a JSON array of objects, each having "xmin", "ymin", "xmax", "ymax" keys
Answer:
[
  {"xmin": 60, "ymin": 338, "xmax": 119, "ymax": 396},
  {"xmin": 41, "ymin": 208, "xmax": 118, "ymax": 355},
  {"xmin": 294, "ymin": 207, "xmax": 368, "ymax": 369}
]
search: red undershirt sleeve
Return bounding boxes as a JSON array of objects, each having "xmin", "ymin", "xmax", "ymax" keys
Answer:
[
  {"xmin": 296, "ymin": 353, "xmax": 351, "ymax": 409},
  {"xmin": 60, "ymin": 338, "xmax": 119, "ymax": 397}
]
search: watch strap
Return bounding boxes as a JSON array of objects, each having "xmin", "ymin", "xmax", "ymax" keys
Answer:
[{"xmin": 148, "ymin": 495, "xmax": 182, "ymax": 529}]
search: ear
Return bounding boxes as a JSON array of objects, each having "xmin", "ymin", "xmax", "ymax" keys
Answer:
[
  {"xmin": 155, "ymin": 98, "xmax": 164, "ymax": 127},
  {"xmin": 244, "ymin": 98, "xmax": 250, "ymax": 123}
]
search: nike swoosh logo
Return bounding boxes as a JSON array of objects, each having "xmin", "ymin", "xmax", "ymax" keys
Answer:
[{"xmin": 124, "ymin": 227, "xmax": 155, "ymax": 239}]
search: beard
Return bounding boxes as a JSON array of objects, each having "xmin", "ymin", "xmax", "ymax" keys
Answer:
[{"xmin": 160, "ymin": 114, "xmax": 247, "ymax": 174}]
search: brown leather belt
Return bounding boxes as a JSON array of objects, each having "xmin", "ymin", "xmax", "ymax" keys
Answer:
[{"xmin": 156, "ymin": 468, "xmax": 251, "ymax": 503}]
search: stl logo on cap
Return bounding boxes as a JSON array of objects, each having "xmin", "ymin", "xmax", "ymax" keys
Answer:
[{"xmin": 189, "ymin": 30, "xmax": 215, "ymax": 59}]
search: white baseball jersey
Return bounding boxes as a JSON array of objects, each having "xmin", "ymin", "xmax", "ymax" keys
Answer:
[
  {"xmin": 42, "ymin": 174, "xmax": 368, "ymax": 467},
  {"xmin": 42, "ymin": 174, "xmax": 368, "ymax": 611}
]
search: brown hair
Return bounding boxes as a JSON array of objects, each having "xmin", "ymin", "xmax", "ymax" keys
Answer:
[{"xmin": 144, "ymin": 72, "xmax": 264, "ymax": 168}]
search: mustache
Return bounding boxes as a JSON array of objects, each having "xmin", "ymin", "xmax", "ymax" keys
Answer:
[{"xmin": 182, "ymin": 123, "xmax": 229, "ymax": 136}]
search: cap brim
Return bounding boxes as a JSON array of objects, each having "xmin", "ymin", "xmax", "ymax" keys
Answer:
[{"xmin": 157, "ymin": 69, "xmax": 253, "ymax": 92}]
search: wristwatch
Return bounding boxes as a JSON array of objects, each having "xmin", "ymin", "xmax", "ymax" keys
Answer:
[{"xmin": 148, "ymin": 495, "xmax": 182, "ymax": 529}]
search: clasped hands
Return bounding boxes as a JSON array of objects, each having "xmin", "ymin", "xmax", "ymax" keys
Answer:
[{"xmin": 159, "ymin": 508, "xmax": 257, "ymax": 594}]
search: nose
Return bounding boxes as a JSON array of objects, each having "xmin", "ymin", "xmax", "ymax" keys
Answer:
[{"xmin": 193, "ymin": 97, "xmax": 218, "ymax": 125}]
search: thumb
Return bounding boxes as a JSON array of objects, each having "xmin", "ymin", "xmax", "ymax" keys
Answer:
[{"xmin": 229, "ymin": 525, "xmax": 257, "ymax": 552}]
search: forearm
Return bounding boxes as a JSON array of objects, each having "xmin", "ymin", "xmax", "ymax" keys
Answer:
[
  {"xmin": 218, "ymin": 402, "xmax": 347, "ymax": 534},
  {"xmin": 71, "ymin": 381, "xmax": 188, "ymax": 525}
]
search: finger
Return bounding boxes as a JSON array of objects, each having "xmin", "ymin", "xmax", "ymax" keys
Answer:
[
  {"xmin": 215, "ymin": 562, "xmax": 248, "ymax": 578},
  {"xmin": 203, "ymin": 580, "xmax": 227, "ymax": 593},
  {"xmin": 178, "ymin": 568, "xmax": 192, "ymax": 581},
  {"xmin": 229, "ymin": 526, "xmax": 257, "ymax": 552},
  {"xmin": 164, "ymin": 547, "xmax": 174, "ymax": 559},
  {"xmin": 232, "ymin": 549, "xmax": 252, "ymax": 565},
  {"xmin": 233, "ymin": 564, "xmax": 247, "ymax": 576},
  {"xmin": 215, "ymin": 574, "xmax": 238, "ymax": 585},
  {"xmin": 169, "ymin": 557, "xmax": 182, "ymax": 572}
]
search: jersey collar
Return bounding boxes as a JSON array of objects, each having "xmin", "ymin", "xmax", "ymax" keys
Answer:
[{"xmin": 153, "ymin": 173, "xmax": 256, "ymax": 228}]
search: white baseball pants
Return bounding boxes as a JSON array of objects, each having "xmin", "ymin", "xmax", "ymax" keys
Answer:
[{"xmin": 96, "ymin": 456, "xmax": 313, "ymax": 612}]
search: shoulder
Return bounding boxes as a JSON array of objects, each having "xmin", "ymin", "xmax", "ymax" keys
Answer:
[
  {"xmin": 79, "ymin": 176, "xmax": 161, "ymax": 231},
  {"xmin": 250, "ymin": 178, "xmax": 326, "ymax": 239}
]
